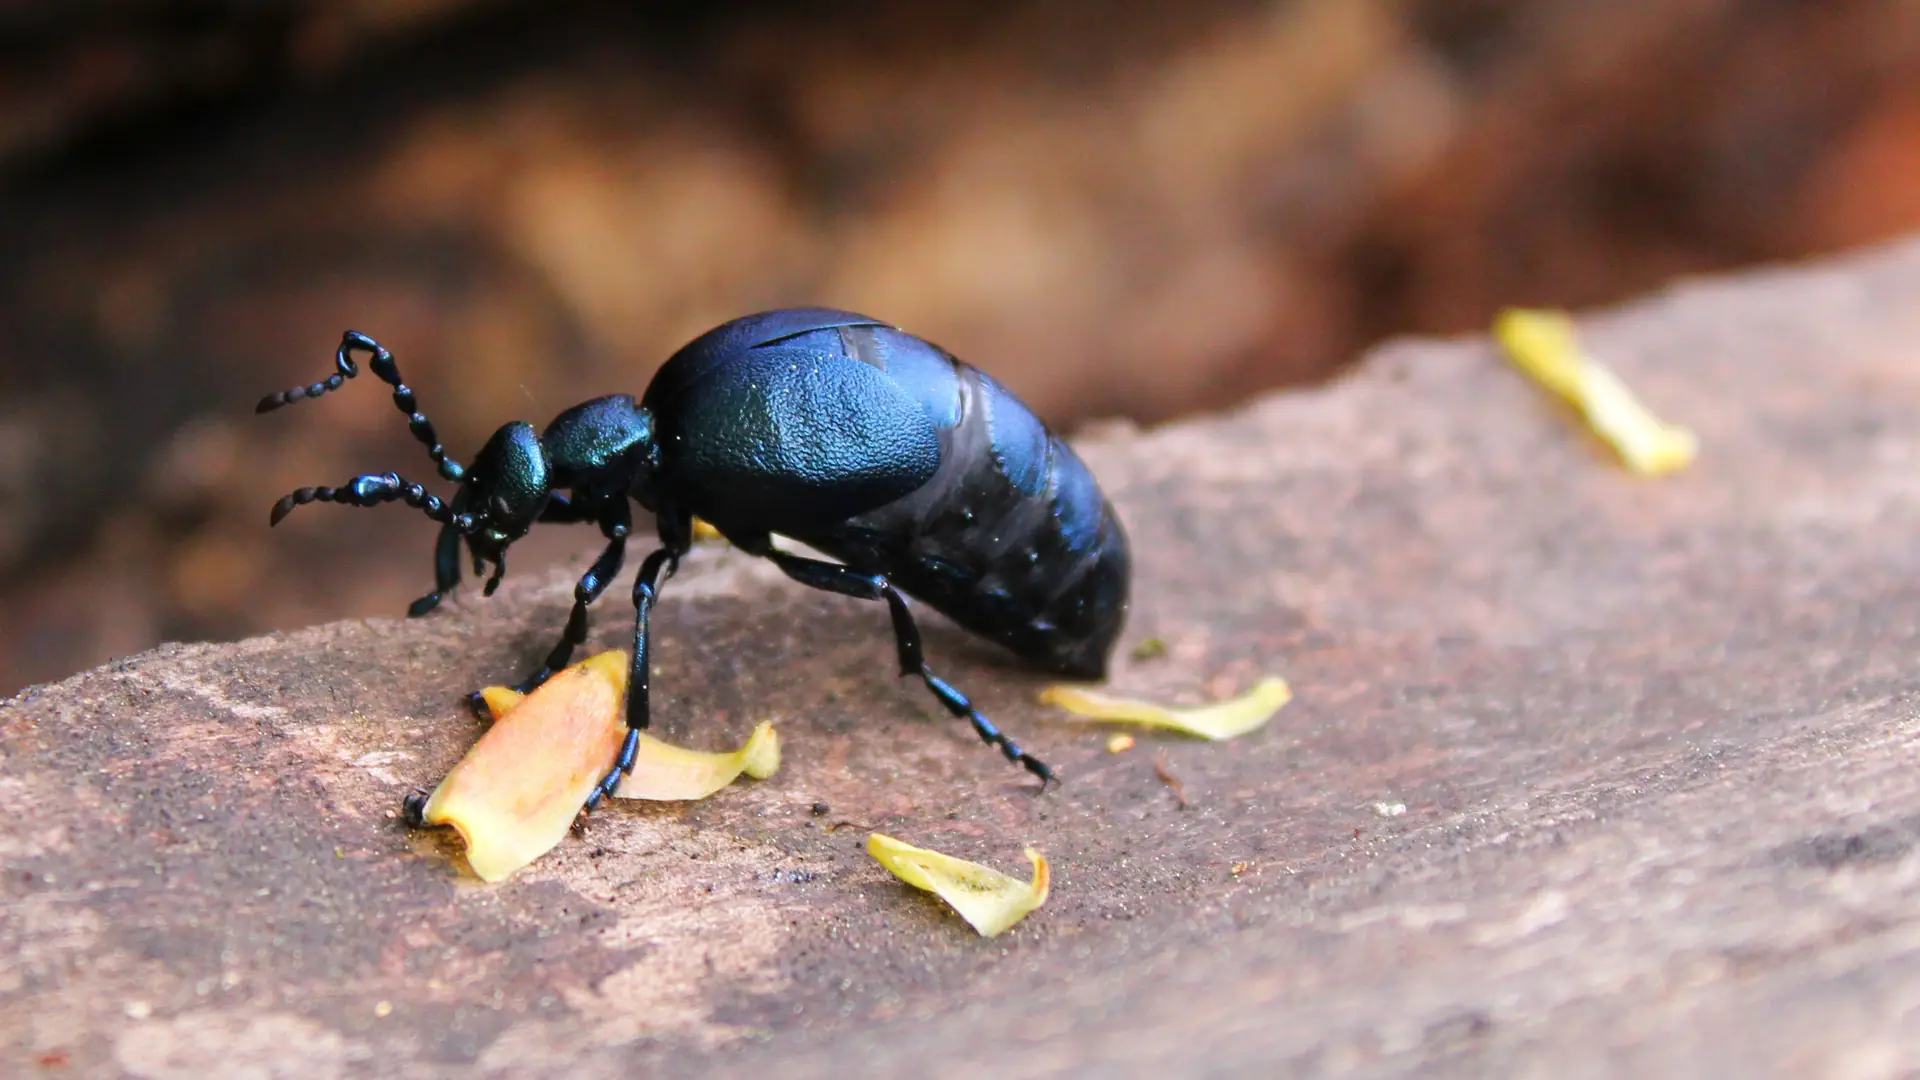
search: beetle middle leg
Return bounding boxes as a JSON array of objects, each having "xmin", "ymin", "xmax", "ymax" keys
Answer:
[
  {"xmin": 580, "ymin": 545, "xmax": 681, "ymax": 811},
  {"xmin": 739, "ymin": 539, "xmax": 1052, "ymax": 786}
]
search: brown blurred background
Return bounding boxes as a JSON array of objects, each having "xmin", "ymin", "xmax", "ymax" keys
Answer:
[{"xmin": 2, "ymin": 0, "xmax": 1918, "ymax": 695}]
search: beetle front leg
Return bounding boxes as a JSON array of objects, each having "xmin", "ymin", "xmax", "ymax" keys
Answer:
[
  {"xmin": 407, "ymin": 522, "xmax": 464, "ymax": 617},
  {"xmin": 466, "ymin": 503, "xmax": 632, "ymax": 717}
]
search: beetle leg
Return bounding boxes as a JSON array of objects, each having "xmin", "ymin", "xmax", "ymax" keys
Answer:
[
  {"xmin": 537, "ymin": 492, "xmax": 588, "ymax": 523},
  {"xmin": 466, "ymin": 501, "xmax": 632, "ymax": 717},
  {"xmin": 582, "ymin": 545, "xmax": 680, "ymax": 811},
  {"xmin": 407, "ymin": 521, "xmax": 464, "ymax": 617},
  {"xmin": 749, "ymin": 543, "xmax": 1052, "ymax": 787}
]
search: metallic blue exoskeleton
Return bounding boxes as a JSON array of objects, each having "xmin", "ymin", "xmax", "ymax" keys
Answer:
[{"xmin": 258, "ymin": 309, "xmax": 1130, "ymax": 815}]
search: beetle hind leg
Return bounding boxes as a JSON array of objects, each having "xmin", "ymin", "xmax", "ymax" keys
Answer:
[{"xmin": 747, "ymin": 542, "xmax": 1052, "ymax": 786}]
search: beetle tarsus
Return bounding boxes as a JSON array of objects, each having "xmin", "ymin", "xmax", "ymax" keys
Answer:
[
  {"xmin": 401, "ymin": 788, "xmax": 430, "ymax": 828},
  {"xmin": 583, "ymin": 728, "xmax": 641, "ymax": 812}
]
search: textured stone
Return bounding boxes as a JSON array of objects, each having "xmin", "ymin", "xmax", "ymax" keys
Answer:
[{"xmin": 5, "ymin": 237, "xmax": 1920, "ymax": 1076}]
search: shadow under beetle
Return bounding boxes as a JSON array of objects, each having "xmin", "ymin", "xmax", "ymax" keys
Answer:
[{"xmin": 258, "ymin": 309, "xmax": 1130, "ymax": 815}]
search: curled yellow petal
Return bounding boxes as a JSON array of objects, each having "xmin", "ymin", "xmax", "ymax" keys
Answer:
[
  {"xmin": 866, "ymin": 833, "xmax": 1049, "ymax": 938},
  {"xmin": 691, "ymin": 518, "xmax": 725, "ymax": 543},
  {"xmin": 481, "ymin": 679, "xmax": 780, "ymax": 801},
  {"xmin": 611, "ymin": 720, "xmax": 781, "ymax": 801},
  {"xmin": 1493, "ymin": 307, "xmax": 1698, "ymax": 476},
  {"xmin": 1039, "ymin": 677, "xmax": 1291, "ymax": 740},
  {"xmin": 420, "ymin": 651, "xmax": 629, "ymax": 882}
]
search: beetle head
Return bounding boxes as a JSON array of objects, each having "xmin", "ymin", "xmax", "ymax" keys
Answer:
[{"xmin": 455, "ymin": 421, "xmax": 551, "ymax": 592}]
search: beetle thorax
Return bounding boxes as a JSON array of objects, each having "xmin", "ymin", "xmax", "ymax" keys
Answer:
[{"xmin": 539, "ymin": 394, "xmax": 655, "ymax": 500}]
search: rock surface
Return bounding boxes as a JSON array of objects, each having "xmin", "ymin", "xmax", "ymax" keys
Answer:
[{"xmin": 6, "ymin": 238, "xmax": 1920, "ymax": 1077}]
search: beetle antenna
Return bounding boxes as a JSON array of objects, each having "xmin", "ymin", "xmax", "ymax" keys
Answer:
[
  {"xmin": 269, "ymin": 471, "xmax": 473, "ymax": 530},
  {"xmin": 256, "ymin": 330, "xmax": 467, "ymax": 483}
]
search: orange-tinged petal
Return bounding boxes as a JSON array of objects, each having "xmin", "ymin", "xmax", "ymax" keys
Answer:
[
  {"xmin": 476, "ymin": 685, "xmax": 526, "ymax": 718},
  {"xmin": 427, "ymin": 653, "xmax": 784, "ymax": 881},
  {"xmin": 479, "ymin": 677, "xmax": 781, "ymax": 802},
  {"xmin": 420, "ymin": 651, "xmax": 628, "ymax": 882}
]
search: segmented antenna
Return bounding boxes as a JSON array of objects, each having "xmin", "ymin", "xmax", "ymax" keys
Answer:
[{"xmin": 257, "ymin": 330, "xmax": 466, "ymax": 482}]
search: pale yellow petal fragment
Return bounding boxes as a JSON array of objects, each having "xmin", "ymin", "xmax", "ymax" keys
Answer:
[
  {"xmin": 421, "ymin": 651, "xmax": 629, "ymax": 882},
  {"xmin": 866, "ymin": 833, "xmax": 1049, "ymax": 938},
  {"xmin": 1493, "ymin": 307, "xmax": 1698, "ymax": 476},
  {"xmin": 1106, "ymin": 733, "xmax": 1136, "ymax": 753},
  {"xmin": 1039, "ymin": 677, "xmax": 1292, "ymax": 740},
  {"xmin": 1493, "ymin": 306, "xmax": 1584, "ymax": 400},
  {"xmin": 611, "ymin": 720, "xmax": 782, "ymax": 801}
]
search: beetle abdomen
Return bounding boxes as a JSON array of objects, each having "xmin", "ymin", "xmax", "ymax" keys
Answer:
[
  {"xmin": 798, "ymin": 327, "xmax": 1130, "ymax": 679},
  {"xmin": 645, "ymin": 319, "xmax": 943, "ymax": 535}
]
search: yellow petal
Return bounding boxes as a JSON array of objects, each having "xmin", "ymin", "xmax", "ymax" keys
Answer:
[
  {"xmin": 477, "ymin": 685, "xmax": 526, "ymax": 719},
  {"xmin": 1038, "ymin": 677, "xmax": 1292, "ymax": 740},
  {"xmin": 866, "ymin": 833, "xmax": 1049, "ymax": 938},
  {"xmin": 421, "ymin": 651, "xmax": 629, "ymax": 882},
  {"xmin": 1493, "ymin": 306, "xmax": 1584, "ymax": 400},
  {"xmin": 1493, "ymin": 307, "xmax": 1698, "ymax": 476},
  {"xmin": 691, "ymin": 518, "xmax": 725, "ymax": 544},
  {"xmin": 611, "ymin": 720, "xmax": 781, "ymax": 801},
  {"xmin": 431, "ymin": 652, "xmax": 781, "ymax": 881},
  {"xmin": 478, "ymin": 673, "xmax": 781, "ymax": 798}
]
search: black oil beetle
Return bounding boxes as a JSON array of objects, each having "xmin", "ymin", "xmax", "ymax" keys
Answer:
[{"xmin": 259, "ymin": 309, "xmax": 1129, "ymax": 814}]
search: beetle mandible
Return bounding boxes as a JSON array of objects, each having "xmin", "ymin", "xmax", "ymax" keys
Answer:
[{"xmin": 258, "ymin": 309, "xmax": 1130, "ymax": 815}]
